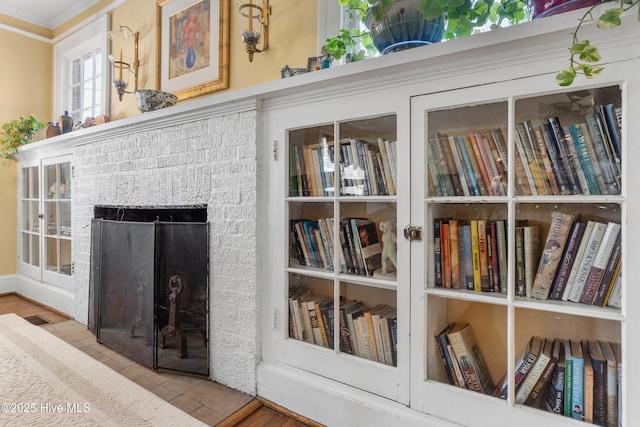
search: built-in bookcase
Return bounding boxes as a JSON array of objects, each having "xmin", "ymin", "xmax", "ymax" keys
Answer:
[{"xmin": 413, "ymin": 80, "xmax": 625, "ymax": 426}]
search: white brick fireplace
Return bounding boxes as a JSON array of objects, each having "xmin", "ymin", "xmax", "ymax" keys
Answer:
[{"xmin": 68, "ymin": 99, "xmax": 260, "ymax": 394}]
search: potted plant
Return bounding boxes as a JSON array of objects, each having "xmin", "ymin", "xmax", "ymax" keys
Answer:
[
  {"xmin": 556, "ymin": 0, "xmax": 639, "ymax": 86},
  {"xmin": 0, "ymin": 115, "xmax": 44, "ymax": 161},
  {"xmin": 325, "ymin": 0, "xmax": 528, "ymax": 60}
]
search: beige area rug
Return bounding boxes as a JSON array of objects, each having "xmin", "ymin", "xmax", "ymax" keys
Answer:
[{"xmin": 0, "ymin": 313, "xmax": 206, "ymax": 426}]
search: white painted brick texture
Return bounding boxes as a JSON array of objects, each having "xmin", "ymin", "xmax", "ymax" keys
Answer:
[{"xmin": 72, "ymin": 110, "xmax": 258, "ymax": 395}]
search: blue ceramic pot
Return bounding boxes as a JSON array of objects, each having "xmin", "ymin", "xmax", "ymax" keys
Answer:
[{"xmin": 365, "ymin": 0, "xmax": 445, "ymax": 54}]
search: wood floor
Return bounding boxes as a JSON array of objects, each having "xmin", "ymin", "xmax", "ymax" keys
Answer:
[{"xmin": 0, "ymin": 293, "xmax": 322, "ymax": 427}]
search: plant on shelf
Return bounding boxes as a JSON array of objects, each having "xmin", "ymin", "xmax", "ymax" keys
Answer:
[
  {"xmin": 556, "ymin": 0, "xmax": 640, "ymax": 86},
  {"xmin": 324, "ymin": 0, "xmax": 528, "ymax": 60},
  {"xmin": 0, "ymin": 115, "xmax": 44, "ymax": 161}
]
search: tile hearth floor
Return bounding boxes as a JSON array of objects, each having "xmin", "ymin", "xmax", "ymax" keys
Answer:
[{"xmin": 0, "ymin": 294, "xmax": 318, "ymax": 427}]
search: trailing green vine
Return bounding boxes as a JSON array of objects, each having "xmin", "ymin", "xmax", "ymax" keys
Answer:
[{"xmin": 556, "ymin": 0, "xmax": 640, "ymax": 86}]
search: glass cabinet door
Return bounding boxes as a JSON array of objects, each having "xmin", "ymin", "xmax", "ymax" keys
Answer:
[{"xmin": 19, "ymin": 156, "xmax": 72, "ymax": 289}]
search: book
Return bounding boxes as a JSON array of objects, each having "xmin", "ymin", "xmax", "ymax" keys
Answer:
[
  {"xmin": 462, "ymin": 223, "xmax": 474, "ymax": 291},
  {"xmin": 434, "ymin": 323, "xmax": 458, "ymax": 386},
  {"xmin": 570, "ymin": 340, "xmax": 585, "ymax": 421},
  {"xmin": 461, "ymin": 135, "xmax": 490, "ymax": 196},
  {"xmin": 449, "ymin": 219, "xmax": 462, "ymax": 289},
  {"xmin": 467, "ymin": 132, "xmax": 495, "ymax": 196},
  {"xmin": 540, "ymin": 123, "xmax": 572, "ymax": 195},
  {"xmin": 484, "ymin": 129, "xmax": 508, "ymax": 194},
  {"xmin": 476, "ymin": 131, "xmax": 506, "ymax": 195},
  {"xmin": 545, "ymin": 338, "xmax": 566, "ymax": 415},
  {"xmin": 456, "ymin": 135, "xmax": 481, "ymax": 196},
  {"xmin": 579, "ymin": 222, "xmax": 621, "ymax": 305},
  {"xmin": 343, "ymin": 301, "xmax": 365, "ymax": 357},
  {"xmin": 530, "ymin": 211, "xmax": 576, "ymax": 300},
  {"xmin": 585, "ymin": 113, "xmax": 620, "ymax": 195},
  {"xmin": 495, "ymin": 220, "xmax": 508, "ymax": 295},
  {"xmin": 549, "ymin": 222, "xmax": 587, "ymax": 300},
  {"xmin": 569, "ymin": 123, "xmax": 601, "ymax": 195},
  {"xmin": 584, "ymin": 341, "xmax": 594, "ymax": 424},
  {"xmin": 470, "ymin": 220, "xmax": 482, "ymax": 292},
  {"xmin": 564, "ymin": 339, "xmax": 574, "ymax": 417},
  {"xmin": 496, "ymin": 335, "xmax": 543, "ymax": 399},
  {"xmin": 447, "ymin": 323, "xmax": 494, "ymax": 394},
  {"xmin": 523, "ymin": 225, "xmax": 540, "ymax": 298},
  {"xmin": 599, "ymin": 341, "xmax": 618, "ymax": 427},
  {"xmin": 516, "ymin": 122, "xmax": 547, "ymax": 194},
  {"xmin": 433, "ymin": 219, "xmax": 443, "ymax": 288},
  {"xmin": 441, "ymin": 220, "xmax": 451, "ymax": 289},
  {"xmin": 562, "ymin": 125, "xmax": 592, "ymax": 194},
  {"xmin": 437, "ymin": 132, "xmax": 464, "ymax": 196},
  {"xmin": 579, "ymin": 122, "xmax": 608, "ymax": 194},
  {"xmin": 524, "ymin": 339, "xmax": 558, "ymax": 409},
  {"xmin": 448, "ymin": 135, "xmax": 471, "ymax": 196},
  {"xmin": 561, "ymin": 220, "xmax": 596, "ymax": 301},
  {"xmin": 568, "ymin": 221, "xmax": 607, "ymax": 303},
  {"xmin": 377, "ymin": 138, "xmax": 396, "ymax": 196},
  {"xmin": 593, "ymin": 233, "xmax": 621, "ymax": 307},
  {"xmin": 605, "ymin": 269, "xmax": 622, "ymax": 309},
  {"xmin": 588, "ymin": 341, "xmax": 608, "ymax": 426},
  {"xmin": 477, "ymin": 219, "xmax": 490, "ymax": 292},
  {"xmin": 548, "ymin": 116, "xmax": 581, "ymax": 195},
  {"xmin": 512, "ymin": 129, "xmax": 534, "ymax": 195},
  {"xmin": 488, "ymin": 220, "xmax": 500, "ymax": 293},
  {"xmin": 532, "ymin": 124, "xmax": 561, "ymax": 195},
  {"xmin": 515, "ymin": 337, "xmax": 552, "ymax": 405},
  {"xmin": 353, "ymin": 219, "xmax": 383, "ymax": 276},
  {"xmin": 515, "ymin": 225, "xmax": 526, "ymax": 297}
]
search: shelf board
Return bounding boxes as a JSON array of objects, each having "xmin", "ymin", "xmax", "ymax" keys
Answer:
[
  {"xmin": 512, "ymin": 297, "xmax": 623, "ymax": 321},
  {"xmin": 425, "ymin": 288, "xmax": 508, "ymax": 305}
]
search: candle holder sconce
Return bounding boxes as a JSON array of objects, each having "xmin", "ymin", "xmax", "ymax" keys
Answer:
[{"xmin": 107, "ymin": 25, "xmax": 139, "ymax": 101}]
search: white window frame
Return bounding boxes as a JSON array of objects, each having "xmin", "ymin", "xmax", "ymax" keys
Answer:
[
  {"xmin": 54, "ymin": 14, "xmax": 110, "ymax": 123},
  {"xmin": 317, "ymin": 0, "xmax": 343, "ymax": 53}
]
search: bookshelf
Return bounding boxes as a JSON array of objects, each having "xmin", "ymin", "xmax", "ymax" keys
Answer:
[{"xmin": 260, "ymin": 10, "xmax": 639, "ymax": 427}]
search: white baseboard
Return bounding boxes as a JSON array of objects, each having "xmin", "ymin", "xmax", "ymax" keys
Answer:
[
  {"xmin": 256, "ymin": 363, "xmax": 457, "ymax": 427},
  {"xmin": 0, "ymin": 274, "xmax": 18, "ymax": 294},
  {"xmin": 10, "ymin": 275, "xmax": 75, "ymax": 317}
]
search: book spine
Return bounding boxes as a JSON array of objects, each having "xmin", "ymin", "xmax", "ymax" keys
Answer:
[
  {"xmin": 579, "ymin": 222, "xmax": 621, "ymax": 305},
  {"xmin": 463, "ymin": 224, "xmax": 474, "ymax": 291},
  {"xmin": 483, "ymin": 130, "xmax": 508, "ymax": 195},
  {"xmin": 449, "ymin": 136, "xmax": 471, "ymax": 196},
  {"xmin": 439, "ymin": 133, "xmax": 464, "ymax": 196},
  {"xmin": 462, "ymin": 135, "xmax": 490, "ymax": 196},
  {"xmin": 434, "ymin": 219, "xmax": 443, "ymax": 287},
  {"xmin": 517, "ymin": 122, "xmax": 548, "ymax": 194},
  {"xmin": 471, "ymin": 220, "xmax": 482, "ymax": 292},
  {"xmin": 449, "ymin": 219, "xmax": 462, "ymax": 289},
  {"xmin": 496, "ymin": 220, "xmax": 508, "ymax": 295},
  {"xmin": 434, "ymin": 328, "xmax": 457, "ymax": 386},
  {"xmin": 531, "ymin": 211, "xmax": 576, "ymax": 300},
  {"xmin": 569, "ymin": 123, "xmax": 601, "ymax": 195},
  {"xmin": 585, "ymin": 114, "xmax": 620, "ymax": 195},
  {"xmin": 523, "ymin": 225, "xmax": 540, "ymax": 298},
  {"xmin": 457, "ymin": 135, "xmax": 481, "ymax": 196},
  {"xmin": 562, "ymin": 221, "xmax": 596, "ymax": 301},
  {"xmin": 540, "ymin": 123, "xmax": 571, "ymax": 195},
  {"xmin": 515, "ymin": 226, "xmax": 526, "ymax": 297},
  {"xmin": 441, "ymin": 220, "xmax": 451, "ymax": 289},
  {"xmin": 562, "ymin": 125, "xmax": 591, "ymax": 195},
  {"xmin": 477, "ymin": 131, "xmax": 505, "ymax": 195},
  {"xmin": 477, "ymin": 219, "xmax": 490, "ymax": 292},
  {"xmin": 568, "ymin": 222, "xmax": 607, "ymax": 303},
  {"xmin": 467, "ymin": 132, "xmax": 495, "ymax": 196},
  {"xmin": 548, "ymin": 117, "xmax": 581, "ymax": 195},
  {"xmin": 550, "ymin": 222, "xmax": 586, "ymax": 300},
  {"xmin": 532, "ymin": 125, "xmax": 561, "ymax": 195},
  {"xmin": 593, "ymin": 233, "xmax": 621, "ymax": 307},
  {"xmin": 377, "ymin": 138, "xmax": 396, "ymax": 195},
  {"xmin": 429, "ymin": 133, "xmax": 455, "ymax": 196}
]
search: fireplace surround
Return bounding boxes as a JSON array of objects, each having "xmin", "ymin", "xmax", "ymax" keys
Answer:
[{"xmin": 90, "ymin": 205, "xmax": 209, "ymax": 376}]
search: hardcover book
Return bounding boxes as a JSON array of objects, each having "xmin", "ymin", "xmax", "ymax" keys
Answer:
[
  {"xmin": 567, "ymin": 221, "xmax": 607, "ymax": 303},
  {"xmin": 579, "ymin": 222, "xmax": 621, "ymax": 305},
  {"xmin": 531, "ymin": 211, "xmax": 576, "ymax": 300},
  {"xmin": 570, "ymin": 340, "xmax": 585, "ymax": 421},
  {"xmin": 515, "ymin": 337, "xmax": 552, "ymax": 405},
  {"xmin": 447, "ymin": 323, "xmax": 494, "ymax": 395},
  {"xmin": 550, "ymin": 221, "xmax": 587, "ymax": 300},
  {"xmin": 545, "ymin": 339, "xmax": 566, "ymax": 415},
  {"xmin": 496, "ymin": 335, "xmax": 543, "ymax": 399},
  {"xmin": 561, "ymin": 221, "xmax": 596, "ymax": 301}
]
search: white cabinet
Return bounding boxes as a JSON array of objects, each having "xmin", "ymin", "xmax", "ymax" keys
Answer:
[
  {"xmin": 259, "ymin": 11, "xmax": 640, "ymax": 427},
  {"xmin": 18, "ymin": 152, "xmax": 73, "ymax": 301}
]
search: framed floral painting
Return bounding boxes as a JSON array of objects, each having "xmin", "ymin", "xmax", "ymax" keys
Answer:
[{"xmin": 156, "ymin": 0, "xmax": 229, "ymax": 101}]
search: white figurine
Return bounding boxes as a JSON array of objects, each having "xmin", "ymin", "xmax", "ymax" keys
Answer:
[{"xmin": 375, "ymin": 220, "xmax": 397, "ymax": 278}]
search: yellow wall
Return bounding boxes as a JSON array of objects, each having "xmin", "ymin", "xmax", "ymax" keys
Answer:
[
  {"xmin": 0, "ymin": 28, "xmax": 53, "ymax": 275},
  {"xmin": 109, "ymin": 0, "xmax": 319, "ymax": 119},
  {"xmin": 0, "ymin": 0, "xmax": 318, "ymax": 275}
]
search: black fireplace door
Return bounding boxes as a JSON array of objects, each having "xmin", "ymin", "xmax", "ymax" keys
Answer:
[{"xmin": 91, "ymin": 219, "xmax": 209, "ymax": 377}]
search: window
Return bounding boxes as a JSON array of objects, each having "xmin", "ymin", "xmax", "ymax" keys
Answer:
[{"xmin": 54, "ymin": 15, "xmax": 109, "ymax": 125}]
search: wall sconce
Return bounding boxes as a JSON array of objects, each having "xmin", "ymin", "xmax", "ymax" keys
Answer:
[
  {"xmin": 107, "ymin": 25, "xmax": 139, "ymax": 101},
  {"xmin": 236, "ymin": 0, "xmax": 270, "ymax": 62}
]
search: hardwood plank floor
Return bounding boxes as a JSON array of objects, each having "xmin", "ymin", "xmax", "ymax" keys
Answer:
[{"xmin": 0, "ymin": 293, "xmax": 323, "ymax": 427}]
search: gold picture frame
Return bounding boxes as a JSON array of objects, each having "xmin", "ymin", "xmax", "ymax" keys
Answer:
[{"xmin": 156, "ymin": 0, "xmax": 229, "ymax": 101}]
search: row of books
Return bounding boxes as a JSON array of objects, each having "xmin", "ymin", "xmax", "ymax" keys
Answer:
[
  {"xmin": 288, "ymin": 137, "xmax": 398, "ymax": 198},
  {"xmin": 496, "ymin": 336, "xmax": 620, "ymax": 426},
  {"xmin": 428, "ymin": 129, "xmax": 508, "ymax": 197},
  {"xmin": 515, "ymin": 106, "xmax": 621, "ymax": 196},
  {"xmin": 288, "ymin": 286, "xmax": 398, "ymax": 366},
  {"xmin": 427, "ymin": 103, "xmax": 622, "ymax": 198},
  {"xmin": 290, "ymin": 217, "xmax": 383, "ymax": 277},
  {"xmin": 434, "ymin": 322, "xmax": 495, "ymax": 395},
  {"xmin": 433, "ymin": 218, "xmax": 507, "ymax": 293},
  {"xmin": 530, "ymin": 212, "xmax": 621, "ymax": 308}
]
